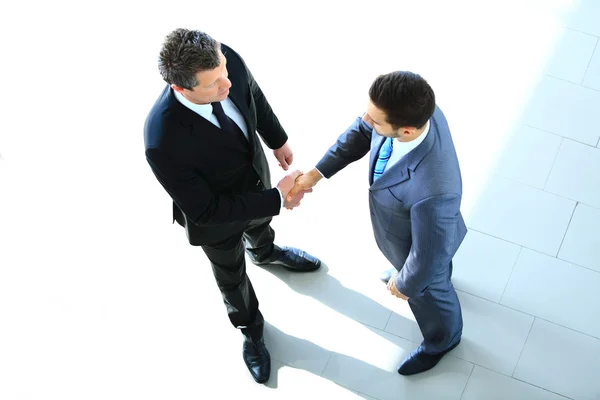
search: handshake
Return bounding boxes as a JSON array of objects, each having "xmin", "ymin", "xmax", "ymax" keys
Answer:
[{"xmin": 276, "ymin": 168, "xmax": 323, "ymax": 210}]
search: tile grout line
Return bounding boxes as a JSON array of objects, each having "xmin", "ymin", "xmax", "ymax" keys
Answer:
[
  {"xmin": 277, "ymin": 344, "xmax": 572, "ymax": 399},
  {"xmin": 466, "ymin": 228, "xmax": 600, "ymax": 276},
  {"xmin": 459, "ymin": 364, "xmax": 476, "ymax": 400},
  {"xmin": 581, "ymin": 36, "xmax": 599, "ymax": 85},
  {"xmin": 382, "ymin": 310, "xmax": 394, "ymax": 332},
  {"xmin": 512, "ymin": 317, "xmax": 536, "ymax": 377},
  {"xmin": 476, "ymin": 365, "xmax": 574, "ymax": 399},
  {"xmin": 488, "ymin": 170, "xmax": 580, "ymax": 208},
  {"xmin": 499, "ymin": 247, "xmax": 523, "ymax": 304},
  {"xmin": 556, "ymin": 202, "xmax": 578, "ymax": 258},
  {"xmin": 543, "ymin": 72, "xmax": 600, "ymax": 95},
  {"xmin": 361, "ymin": 313, "xmax": 599, "ymax": 392},
  {"xmin": 318, "ymin": 353, "xmax": 334, "ymax": 377},
  {"xmin": 453, "ymin": 288, "xmax": 600, "ymax": 342},
  {"xmin": 560, "ymin": 25, "xmax": 600, "ymax": 39},
  {"xmin": 581, "ymin": 83, "xmax": 600, "ymax": 93},
  {"xmin": 510, "ymin": 378, "xmax": 574, "ymax": 400},
  {"xmin": 523, "ymin": 124, "xmax": 599, "ymax": 148},
  {"xmin": 542, "ymin": 137, "xmax": 564, "ymax": 191},
  {"xmin": 374, "ymin": 290, "xmax": 600, "ymax": 368}
]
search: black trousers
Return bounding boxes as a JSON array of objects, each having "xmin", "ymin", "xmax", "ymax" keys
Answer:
[{"xmin": 200, "ymin": 217, "xmax": 276, "ymax": 341}]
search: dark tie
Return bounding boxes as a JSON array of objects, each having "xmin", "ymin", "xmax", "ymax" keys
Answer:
[
  {"xmin": 211, "ymin": 101, "xmax": 247, "ymax": 144},
  {"xmin": 373, "ymin": 137, "xmax": 393, "ymax": 183}
]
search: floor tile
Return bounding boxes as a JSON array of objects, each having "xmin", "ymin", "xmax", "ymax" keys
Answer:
[
  {"xmin": 583, "ymin": 40, "xmax": 600, "ymax": 90},
  {"xmin": 522, "ymin": 75, "xmax": 600, "ymax": 145},
  {"xmin": 492, "ymin": 125, "xmax": 562, "ymax": 189},
  {"xmin": 357, "ymin": 394, "xmax": 379, "ymax": 400},
  {"xmin": 264, "ymin": 323, "xmax": 333, "ymax": 376},
  {"xmin": 545, "ymin": 139, "xmax": 600, "ymax": 208},
  {"xmin": 514, "ymin": 319, "xmax": 600, "ymax": 400},
  {"xmin": 386, "ymin": 291, "xmax": 533, "ymax": 376},
  {"xmin": 462, "ymin": 366, "xmax": 569, "ymax": 400},
  {"xmin": 501, "ymin": 248, "xmax": 600, "ymax": 338},
  {"xmin": 451, "ymin": 292, "xmax": 534, "ymax": 376},
  {"xmin": 545, "ymin": 28, "xmax": 597, "ymax": 83},
  {"xmin": 321, "ymin": 325, "xmax": 473, "ymax": 400},
  {"xmin": 452, "ymin": 230, "xmax": 522, "ymax": 302},
  {"xmin": 467, "ymin": 176, "xmax": 575, "ymax": 256},
  {"xmin": 564, "ymin": 0, "xmax": 600, "ymax": 37},
  {"xmin": 263, "ymin": 263, "xmax": 393, "ymax": 331},
  {"xmin": 558, "ymin": 203, "xmax": 600, "ymax": 272}
]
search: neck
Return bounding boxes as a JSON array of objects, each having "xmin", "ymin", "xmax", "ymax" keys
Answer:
[
  {"xmin": 396, "ymin": 121, "xmax": 428, "ymax": 143},
  {"xmin": 179, "ymin": 90, "xmax": 210, "ymax": 105}
]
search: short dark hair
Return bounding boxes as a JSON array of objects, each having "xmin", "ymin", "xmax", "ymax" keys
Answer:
[
  {"xmin": 368, "ymin": 71, "xmax": 435, "ymax": 129},
  {"xmin": 158, "ymin": 29, "xmax": 221, "ymax": 90}
]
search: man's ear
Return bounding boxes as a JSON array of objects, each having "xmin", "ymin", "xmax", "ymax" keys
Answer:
[
  {"xmin": 171, "ymin": 84, "xmax": 185, "ymax": 94},
  {"xmin": 401, "ymin": 127, "xmax": 417, "ymax": 137}
]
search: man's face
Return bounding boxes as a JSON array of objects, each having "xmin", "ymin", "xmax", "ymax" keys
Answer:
[
  {"xmin": 172, "ymin": 50, "xmax": 231, "ymax": 104},
  {"xmin": 363, "ymin": 101, "xmax": 401, "ymax": 138},
  {"xmin": 363, "ymin": 100, "xmax": 418, "ymax": 141}
]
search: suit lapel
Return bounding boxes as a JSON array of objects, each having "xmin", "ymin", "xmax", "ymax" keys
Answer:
[
  {"xmin": 369, "ymin": 133, "xmax": 386, "ymax": 186},
  {"xmin": 370, "ymin": 120, "xmax": 437, "ymax": 190},
  {"xmin": 165, "ymin": 86, "xmax": 197, "ymax": 129},
  {"xmin": 226, "ymin": 90, "xmax": 256, "ymax": 155},
  {"xmin": 370, "ymin": 159, "xmax": 410, "ymax": 190}
]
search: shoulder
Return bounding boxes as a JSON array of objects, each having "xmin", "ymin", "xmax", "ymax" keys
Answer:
[
  {"xmin": 144, "ymin": 86, "xmax": 186, "ymax": 150},
  {"xmin": 220, "ymin": 43, "xmax": 247, "ymax": 74}
]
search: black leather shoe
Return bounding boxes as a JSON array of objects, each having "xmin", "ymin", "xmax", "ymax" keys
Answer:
[
  {"xmin": 258, "ymin": 246, "xmax": 321, "ymax": 272},
  {"xmin": 380, "ymin": 267, "xmax": 397, "ymax": 284},
  {"xmin": 397, "ymin": 340, "xmax": 461, "ymax": 376},
  {"xmin": 243, "ymin": 338, "xmax": 271, "ymax": 384}
]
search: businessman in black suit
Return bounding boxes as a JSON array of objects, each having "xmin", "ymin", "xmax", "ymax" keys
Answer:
[{"xmin": 144, "ymin": 29, "xmax": 321, "ymax": 384}]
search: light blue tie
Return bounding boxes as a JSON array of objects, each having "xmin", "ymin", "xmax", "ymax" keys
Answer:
[{"xmin": 373, "ymin": 137, "xmax": 393, "ymax": 183}]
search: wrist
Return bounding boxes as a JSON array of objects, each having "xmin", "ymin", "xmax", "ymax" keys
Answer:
[
  {"xmin": 307, "ymin": 168, "xmax": 323, "ymax": 185},
  {"xmin": 275, "ymin": 187, "xmax": 285, "ymax": 208}
]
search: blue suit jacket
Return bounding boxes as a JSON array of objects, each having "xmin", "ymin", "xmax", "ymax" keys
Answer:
[{"xmin": 316, "ymin": 106, "xmax": 467, "ymax": 297}]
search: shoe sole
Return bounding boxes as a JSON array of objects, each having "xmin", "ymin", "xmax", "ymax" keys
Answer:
[{"xmin": 258, "ymin": 259, "xmax": 322, "ymax": 272}]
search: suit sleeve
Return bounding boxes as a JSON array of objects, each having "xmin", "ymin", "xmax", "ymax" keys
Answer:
[
  {"xmin": 239, "ymin": 58, "xmax": 288, "ymax": 150},
  {"xmin": 315, "ymin": 117, "xmax": 373, "ymax": 178},
  {"xmin": 395, "ymin": 193, "xmax": 462, "ymax": 297},
  {"xmin": 145, "ymin": 147, "xmax": 281, "ymax": 225}
]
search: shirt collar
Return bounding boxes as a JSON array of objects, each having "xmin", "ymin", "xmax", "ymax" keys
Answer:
[{"xmin": 173, "ymin": 90, "xmax": 214, "ymax": 120}]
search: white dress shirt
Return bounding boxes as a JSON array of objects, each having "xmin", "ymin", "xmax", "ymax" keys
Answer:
[{"xmin": 174, "ymin": 91, "xmax": 250, "ymax": 140}]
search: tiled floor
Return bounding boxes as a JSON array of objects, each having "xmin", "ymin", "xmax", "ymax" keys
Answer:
[{"xmin": 2, "ymin": 0, "xmax": 600, "ymax": 399}]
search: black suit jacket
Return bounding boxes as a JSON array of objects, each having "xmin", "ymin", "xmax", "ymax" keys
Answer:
[{"xmin": 144, "ymin": 44, "xmax": 287, "ymax": 246}]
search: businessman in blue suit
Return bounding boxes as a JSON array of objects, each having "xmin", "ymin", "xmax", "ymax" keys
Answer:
[{"xmin": 288, "ymin": 71, "xmax": 467, "ymax": 375}]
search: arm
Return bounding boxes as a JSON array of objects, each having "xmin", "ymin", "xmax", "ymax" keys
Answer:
[
  {"xmin": 146, "ymin": 148, "xmax": 281, "ymax": 225},
  {"xmin": 284, "ymin": 116, "xmax": 373, "ymax": 202},
  {"xmin": 242, "ymin": 59, "xmax": 288, "ymax": 150},
  {"xmin": 315, "ymin": 116, "xmax": 373, "ymax": 178},
  {"xmin": 394, "ymin": 193, "xmax": 462, "ymax": 298}
]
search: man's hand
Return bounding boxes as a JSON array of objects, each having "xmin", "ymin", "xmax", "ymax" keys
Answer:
[
  {"xmin": 286, "ymin": 168, "xmax": 323, "ymax": 204},
  {"xmin": 387, "ymin": 272, "xmax": 409, "ymax": 300},
  {"xmin": 273, "ymin": 142, "xmax": 293, "ymax": 171},
  {"xmin": 277, "ymin": 170, "xmax": 312, "ymax": 209}
]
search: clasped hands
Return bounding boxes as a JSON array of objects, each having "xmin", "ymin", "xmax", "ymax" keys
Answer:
[{"xmin": 276, "ymin": 169, "xmax": 322, "ymax": 210}]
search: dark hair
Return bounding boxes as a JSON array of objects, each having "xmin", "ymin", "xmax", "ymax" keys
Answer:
[
  {"xmin": 368, "ymin": 71, "xmax": 435, "ymax": 129},
  {"xmin": 158, "ymin": 29, "xmax": 221, "ymax": 90}
]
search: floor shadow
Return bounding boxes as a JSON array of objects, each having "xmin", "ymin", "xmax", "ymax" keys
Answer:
[
  {"xmin": 262, "ymin": 321, "xmax": 448, "ymax": 399},
  {"xmin": 259, "ymin": 261, "xmax": 416, "ymax": 336}
]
